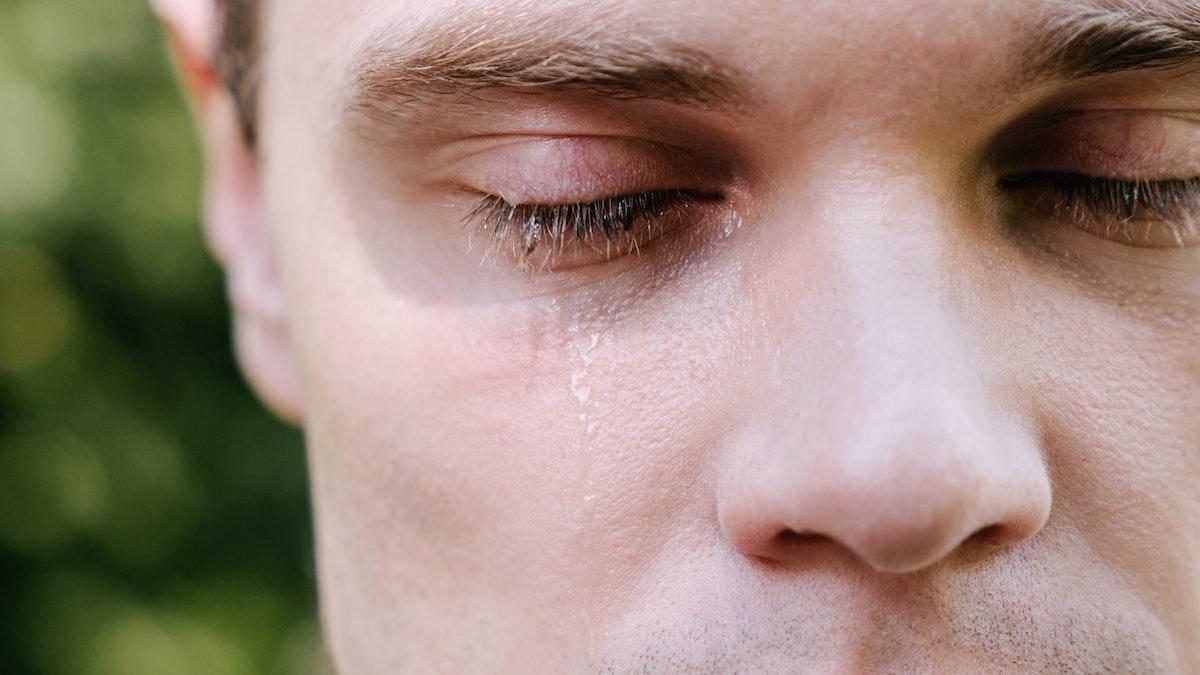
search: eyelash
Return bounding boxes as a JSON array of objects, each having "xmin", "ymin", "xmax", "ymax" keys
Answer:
[
  {"xmin": 1000, "ymin": 172, "xmax": 1200, "ymax": 245},
  {"xmin": 462, "ymin": 172, "xmax": 1200, "ymax": 267},
  {"xmin": 463, "ymin": 189, "xmax": 701, "ymax": 267}
]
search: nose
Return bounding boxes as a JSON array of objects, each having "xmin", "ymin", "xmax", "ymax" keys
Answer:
[
  {"xmin": 717, "ymin": 186, "xmax": 1052, "ymax": 574},
  {"xmin": 719, "ymin": 392, "xmax": 1052, "ymax": 573}
]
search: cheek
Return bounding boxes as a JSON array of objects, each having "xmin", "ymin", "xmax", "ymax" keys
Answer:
[
  {"xmin": 1017, "ymin": 281, "xmax": 1200, "ymax": 636},
  {"xmin": 291, "ymin": 219, "xmax": 757, "ymax": 628}
]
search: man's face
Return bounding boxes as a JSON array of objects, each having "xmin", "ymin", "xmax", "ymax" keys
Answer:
[{"xmin": 218, "ymin": 0, "xmax": 1200, "ymax": 670}]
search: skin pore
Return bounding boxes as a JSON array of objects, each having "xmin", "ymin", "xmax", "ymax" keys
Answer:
[{"xmin": 157, "ymin": 0, "xmax": 1200, "ymax": 671}]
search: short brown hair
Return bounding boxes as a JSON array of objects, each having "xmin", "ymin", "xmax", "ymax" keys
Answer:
[{"xmin": 215, "ymin": 0, "xmax": 261, "ymax": 147}]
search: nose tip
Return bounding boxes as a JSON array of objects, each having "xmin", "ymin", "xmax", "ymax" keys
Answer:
[{"xmin": 718, "ymin": 409, "xmax": 1052, "ymax": 574}]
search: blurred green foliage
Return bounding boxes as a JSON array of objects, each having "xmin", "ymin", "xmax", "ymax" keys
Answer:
[{"xmin": 0, "ymin": 1, "xmax": 327, "ymax": 673}]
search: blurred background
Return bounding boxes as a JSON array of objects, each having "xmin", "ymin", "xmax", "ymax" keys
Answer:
[{"xmin": 0, "ymin": 1, "xmax": 328, "ymax": 673}]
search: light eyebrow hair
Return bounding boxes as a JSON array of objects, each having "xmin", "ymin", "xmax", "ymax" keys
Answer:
[
  {"xmin": 1029, "ymin": 0, "xmax": 1200, "ymax": 81},
  {"xmin": 342, "ymin": 4, "xmax": 745, "ymax": 127}
]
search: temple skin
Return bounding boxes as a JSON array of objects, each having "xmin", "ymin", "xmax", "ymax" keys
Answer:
[{"xmin": 156, "ymin": 0, "xmax": 1200, "ymax": 671}]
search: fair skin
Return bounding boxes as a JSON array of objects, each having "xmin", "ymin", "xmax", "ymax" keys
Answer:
[{"xmin": 155, "ymin": 0, "xmax": 1199, "ymax": 671}]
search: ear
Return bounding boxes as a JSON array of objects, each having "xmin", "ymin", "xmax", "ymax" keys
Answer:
[{"xmin": 154, "ymin": 0, "xmax": 304, "ymax": 423}]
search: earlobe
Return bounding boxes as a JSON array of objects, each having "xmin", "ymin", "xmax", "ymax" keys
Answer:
[{"xmin": 233, "ymin": 305, "xmax": 305, "ymax": 424}]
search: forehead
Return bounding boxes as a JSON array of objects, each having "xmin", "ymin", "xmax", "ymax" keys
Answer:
[{"xmin": 273, "ymin": 0, "xmax": 1026, "ymax": 51}]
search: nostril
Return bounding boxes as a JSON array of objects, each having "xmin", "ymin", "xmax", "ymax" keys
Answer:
[
  {"xmin": 773, "ymin": 529, "xmax": 833, "ymax": 548},
  {"xmin": 946, "ymin": 523, "xmax": 1024, "ymax": 566},
  {"xmin": 746, "ymin": 530, "xmax": 836, "ymax": 564},
  {"xmin": 970, "ymin": 524, "xmax": 1006, "ymax": 544}
]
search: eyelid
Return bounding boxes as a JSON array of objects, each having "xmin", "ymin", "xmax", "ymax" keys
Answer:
[
  {"xmin": 993, "ymin": 110, "xmax": 1200, "ymax": 180},
  {"xmin": 430, "ymin": 135, "xmax": 731, "ymax": 205}
]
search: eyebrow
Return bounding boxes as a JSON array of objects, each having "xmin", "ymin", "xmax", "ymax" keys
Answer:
[
  {"xmin": 344, "ymin": 6, "xmax": 745, "ymax": 127},
  {"xmin": 1027, "ymin": 0, "xmax": 1200, "ymax": 82},
  {"xmin": 343, "ymin": 0, "xmax": 1200, "ymax": 129}
]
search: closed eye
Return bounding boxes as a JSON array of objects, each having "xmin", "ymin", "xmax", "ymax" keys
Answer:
[
  {"xmin": 999, "ymin": 172, "xmax": 1200, "ymax": 248},
  {"xmin": 463, "ymin": 189, "xmax": 718, "ymax": 270}
]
